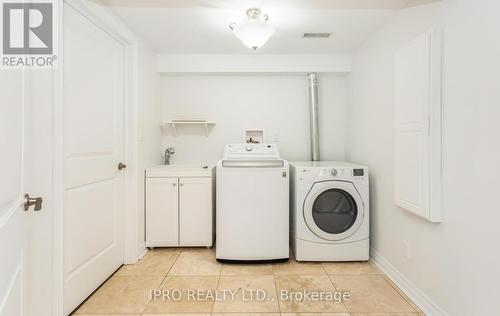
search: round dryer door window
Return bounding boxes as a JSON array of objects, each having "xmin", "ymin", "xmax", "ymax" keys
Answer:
[{"xmin": 304, "ymin": 181, "xmax": 364, "ymax": 241}]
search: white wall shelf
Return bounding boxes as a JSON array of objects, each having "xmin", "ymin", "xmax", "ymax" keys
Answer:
[{"xmin": 164, "ymin": 120, "xmax": 216, "ymax": 136}]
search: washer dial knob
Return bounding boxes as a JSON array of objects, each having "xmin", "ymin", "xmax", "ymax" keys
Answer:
[
  {"xmin": 331, "ymin": 169, "xmax": 338, "ymax": 176},
  {"xmin": 245, "ymin": 145, "xmax": 253, "ymax": 151}
]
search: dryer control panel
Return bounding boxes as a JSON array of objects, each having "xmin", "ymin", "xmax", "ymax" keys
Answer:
[{"xmin": 304, "ymin": 167, "xmax": 368, "ymax": 182}]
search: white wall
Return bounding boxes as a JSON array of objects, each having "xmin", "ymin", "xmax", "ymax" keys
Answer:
[
  {"xmin": 345, "ymin": 1, "xmax": 500, "ymax": 315},
  {"xmin": 160, "ymin": 74, "xmax": 346, "ymax": 165},
  {"xmin": 136, "ymin": 43, "xmax": 162, "ymax": 253},
  {"xmin": 157, "ymin": 54, "xmax": 350, "ymax": 73}
]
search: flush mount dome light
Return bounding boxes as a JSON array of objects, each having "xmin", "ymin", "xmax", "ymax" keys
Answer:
[{"xmin": 229, "ymin": 8, "xmax": 276, "ymax": 50}]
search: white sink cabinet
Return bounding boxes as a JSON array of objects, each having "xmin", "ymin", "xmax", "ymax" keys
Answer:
[{"xmin": 145, "ymin": 165, "xmax": 214, "ymax": 247}]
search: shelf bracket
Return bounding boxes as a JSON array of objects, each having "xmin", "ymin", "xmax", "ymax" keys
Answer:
[{"xmin": 170, "ymin": 123, "xmax": 177, "ymax": 136}]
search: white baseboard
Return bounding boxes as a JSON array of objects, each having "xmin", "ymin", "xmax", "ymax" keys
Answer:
[
  {"xmin": 137, "ymin": 242, "xmax": 147, "ymax": 261},
  {"xmin": 370, "ymin": 247, "xmax": 449, "ymax": 316}
]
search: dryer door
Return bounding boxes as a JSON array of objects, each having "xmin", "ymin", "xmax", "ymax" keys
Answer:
[{"xmin": 303, "ymin": 181, "xmax": 364, "ymax": 241}]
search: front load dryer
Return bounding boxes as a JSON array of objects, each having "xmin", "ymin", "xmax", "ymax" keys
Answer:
[
  {"xmin": 216, "ymin": 143, "xmax": 289, "ymax": 262},
  {"xmin": 290, "ymin": 161, "xmax": 369, "ymax": 261}
]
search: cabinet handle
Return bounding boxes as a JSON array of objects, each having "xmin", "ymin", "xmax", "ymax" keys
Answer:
[
  {"xmin": 173, "ymin": 183, "xmax": 177, "ymax": 187},
  {"xmin": 180, "ymin": 183, "xmax": 183, "ymax": 186}
]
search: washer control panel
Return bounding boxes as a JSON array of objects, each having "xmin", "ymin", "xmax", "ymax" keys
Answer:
[{"xmin": 223, "ymin": 143, "xmax": 280, "ymax": 160}]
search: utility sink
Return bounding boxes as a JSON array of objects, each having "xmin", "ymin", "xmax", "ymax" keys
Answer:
[{"xmin": 146, "ymin": 164, "xmax": 212, "ymax": 178}]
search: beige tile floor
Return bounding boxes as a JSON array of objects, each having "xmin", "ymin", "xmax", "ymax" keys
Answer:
[{"xmin": 73, "ymin": 247, "xmax": 424, "ymax": 316}]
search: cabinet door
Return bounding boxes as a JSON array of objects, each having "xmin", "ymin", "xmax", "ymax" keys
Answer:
[
  {"xmin": 179, "ymin": 177, "xmax": 212, "ymax": 246},
  {"xmin": 146, "ymin": 178, "xmax": 178, "ymax": 246},
  {"xmin": 394, "ymin": 28, "xmax": 442, "ymax": 222}
]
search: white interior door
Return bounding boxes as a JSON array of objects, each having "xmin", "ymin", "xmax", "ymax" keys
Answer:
[
  {"xmin": 23, "ymin": 70, "xmax": 57, "ymax": 316},
  {"xmin": 63, "ymin": 4, "xmax": 126, "ymax": 314},
  {"xmin": 0, "ymin": 69, "xmax": 54, "ymax": 315},
  {"xmin": 0, "ymin": 69, "xmax": 26, "ymax": 316}
]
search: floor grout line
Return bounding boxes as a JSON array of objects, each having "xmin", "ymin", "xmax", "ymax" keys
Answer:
[
  {"xmin": 271, "ymin": 252, "xmax": 285, "ymax": 315},
  {"xmin": 324, "ymin": 270, "xmax": 349, "ymax": 314},
  {"xmin": 211, "ymin": 254, "xmax": 222, "ymax": 314},
  {"xmin": 139, "ymin": 248, "xmax": 182, "ymax": 314}
]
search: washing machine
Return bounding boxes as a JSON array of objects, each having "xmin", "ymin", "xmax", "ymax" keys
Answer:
[
  {"xmin": 216, "ymin": 143, "xmax": 289, "ymax": 262},
  {"xmin": 290, "ymin": 161, "xmax": 369, "ymax": 261}
]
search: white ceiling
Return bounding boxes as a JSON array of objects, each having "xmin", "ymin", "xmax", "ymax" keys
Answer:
[{"xmin": 102, "ymin": 0, "xmax": 439, "ymax": 54}]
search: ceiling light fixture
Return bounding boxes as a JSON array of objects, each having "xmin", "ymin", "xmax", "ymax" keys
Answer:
[{"xmin": 229, "ymin": 8, "xmax": 276, "ymax": 50}]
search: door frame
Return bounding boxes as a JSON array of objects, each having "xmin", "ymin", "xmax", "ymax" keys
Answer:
[{"xmin": 53, "ymin": 1, "xmax": 142, "ymax": 314}]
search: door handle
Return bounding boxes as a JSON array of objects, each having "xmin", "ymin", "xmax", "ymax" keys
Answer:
[
  {"xmin": 118, "ymin": 162, "xmax": 127, "ymax": 170},
  {"xmin": 24, "ymin": 194, "xmax": 43, "ymax": 211}
]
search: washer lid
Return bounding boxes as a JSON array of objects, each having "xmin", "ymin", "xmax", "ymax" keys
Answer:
[{"xmin": 303, "ymin": 181, "xmax": 364, "ymax": 241}]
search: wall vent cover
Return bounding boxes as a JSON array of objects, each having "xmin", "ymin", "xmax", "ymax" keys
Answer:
[{"xmin": 303, "ymin": 33, "xmax": 331, "ymax": 38}]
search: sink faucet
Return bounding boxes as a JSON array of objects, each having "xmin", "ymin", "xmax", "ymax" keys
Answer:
[{"xmin": 164, "ymin": 147, "xmax": 175, "ymax": 165}]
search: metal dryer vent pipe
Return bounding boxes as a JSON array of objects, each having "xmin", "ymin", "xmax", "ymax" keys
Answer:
[{"xmin": 307, "ymin": 73, "xmax": 320, "ymax": 161}]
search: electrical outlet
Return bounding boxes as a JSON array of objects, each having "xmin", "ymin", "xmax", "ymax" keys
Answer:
[{"xmin": 403, "ymin": 240, "xmax": 411, "ymax": 259}]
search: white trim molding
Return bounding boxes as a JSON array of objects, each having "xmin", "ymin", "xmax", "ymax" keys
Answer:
[
  {"xmin": 370, "ymin": 247, "xmax": 449, "ymax": 316},
  {"xmin": 137, "ymin": 242, "xmax": 147, "ymax": 261}
]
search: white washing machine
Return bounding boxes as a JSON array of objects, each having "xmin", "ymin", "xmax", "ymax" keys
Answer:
[
  {"xmin": 290, "ymin": 161, "xmax": 369, "ymax": 261},
  {"xmin": 216, "ymin": 143, "xmax": 289, "ymax": 262}
]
